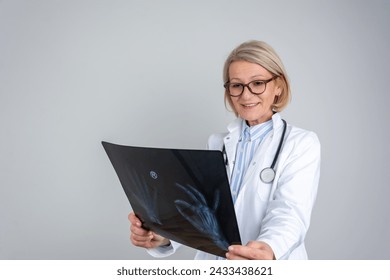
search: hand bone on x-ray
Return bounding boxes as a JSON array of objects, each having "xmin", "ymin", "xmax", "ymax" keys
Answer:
[
  {"xmin": 174, "ymin": 183, "xmax": 229, "ymax": 250},
  {"xmin": 126, "ymin": 168, "xmax": 162, "ymax": 225}
]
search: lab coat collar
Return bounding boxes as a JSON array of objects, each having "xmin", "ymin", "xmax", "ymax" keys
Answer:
[
  {"xmin": 227, "ymin": 117, "xmax": 242, "ymax": 133},
  {"xmin": 271, "ymin": 112, "xmax": 284, "ymax": 131}
]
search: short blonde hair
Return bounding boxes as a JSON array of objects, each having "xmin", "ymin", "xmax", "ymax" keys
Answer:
[{"xmin": 223, "ymin": 40, "xmax": 291, "ymax": 114}]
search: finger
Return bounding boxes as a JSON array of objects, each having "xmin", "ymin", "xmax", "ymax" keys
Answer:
[
  {"xmin": 226, "ymin": 245, "xmax": 250, "ymax": 260},
  {"xmin": 131, "ymin": 232, "xmax": 166, "ymax": 249},
  {"xmin": 131, "ymin": 234, "xmax": 152, "ymax": 244},
  {"xmin": 246, "ymin": 240, "xmax": 266, "ymax": 249},
  {"xmin": 128, "ymin": 212, "xmax": 142, "ymax": 226},
  {"xmin": 130, "ymin": 224, "xmax": 152, "ymax": 237},
  {"xmin": 225, "ymin": 251, "xmax": 249, "ymax": 260},
  {"xmin": 246, "ymin": 241, "xmax": 275, "ymax": 259},
  {"xmin": 131, "ymin": 230, "xmax": 152, "ymax": 241},
  {"xmin": 130, "ymin": 234, "xmax": 153, "ymax": 248},
  {"xmin": 150, "ymin": 232, "xmax": 168, "ymax": 244},
  {"xmin": 227, "ymin": 245, "xmax": 267, "ymax": 260}
]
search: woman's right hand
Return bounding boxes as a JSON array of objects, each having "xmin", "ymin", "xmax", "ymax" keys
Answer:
[{"xmin": 128, "ymin": 212, "xmax": 170, "ymax": 248}]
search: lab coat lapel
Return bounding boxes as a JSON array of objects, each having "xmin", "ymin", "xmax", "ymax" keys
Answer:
[{"xmin": 223, "ymin": 119, "xmax": 241, "ymax": 177}]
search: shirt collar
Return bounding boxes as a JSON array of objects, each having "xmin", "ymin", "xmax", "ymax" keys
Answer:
[{"xmin": 239, "ymin": 119, "xmax": 273, "ymax": 142}]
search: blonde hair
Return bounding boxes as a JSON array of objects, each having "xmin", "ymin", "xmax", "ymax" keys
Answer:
[{"xmin": 223, "ymin": 40, "xmax": 291, "ymax": 114}]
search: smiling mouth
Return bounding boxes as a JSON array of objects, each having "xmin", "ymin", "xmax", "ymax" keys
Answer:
[{"xmin": 242, "ymin": 103, "xmax": 260, "ymax": 108}]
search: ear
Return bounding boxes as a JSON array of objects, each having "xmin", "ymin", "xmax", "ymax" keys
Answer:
[
  {"xmin": 274, "ymin": 79, "xmax": 282, "ymax": 96},
  {"xmin": 275, "ymin": 86, "xmax": 282, "ymax": 96}
]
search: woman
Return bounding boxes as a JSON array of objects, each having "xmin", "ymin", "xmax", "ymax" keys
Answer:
[{"xmin": 128, "ymin": 40, "xmax": 320, "ymax": 260}]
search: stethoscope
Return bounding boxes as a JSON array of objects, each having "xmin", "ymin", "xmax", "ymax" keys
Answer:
[{"xmin": 223, "ymin": 119, "xmax": 287, "ymax": 184}]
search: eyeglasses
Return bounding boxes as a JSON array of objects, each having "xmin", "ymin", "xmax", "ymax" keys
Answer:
[{"xmin": 224, "ymin": 76, "xmax": 278, "ymax": 97}]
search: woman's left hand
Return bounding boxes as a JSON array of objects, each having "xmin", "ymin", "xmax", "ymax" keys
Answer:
[{"xmin": 226, "ymin": 241, "xmax": 275, "ymax": 260}]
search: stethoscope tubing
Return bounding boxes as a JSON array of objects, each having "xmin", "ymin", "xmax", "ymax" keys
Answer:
[{"xmin": 270, "ymin": 119, "xmax": 287, "ymax": 170}]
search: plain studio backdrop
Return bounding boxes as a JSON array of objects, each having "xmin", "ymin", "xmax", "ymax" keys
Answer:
[{"xmin": 1, "ymin": 0, "xmax": 389, "ymax": 260}]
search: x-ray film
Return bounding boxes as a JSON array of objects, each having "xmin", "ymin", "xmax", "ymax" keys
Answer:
[{"xmin": 102, "ymin": 141, "xmax": 241, "ymax": 257}]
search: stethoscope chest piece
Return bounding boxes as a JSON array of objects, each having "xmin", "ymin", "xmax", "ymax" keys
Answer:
[{"xmin": 260, "ymin": 167, "xmax": 275, "ymax": 183}]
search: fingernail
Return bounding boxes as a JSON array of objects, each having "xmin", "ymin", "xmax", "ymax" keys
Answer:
[{"xmin": 228, "ymin": 246, "xmax": 233, "ymax": 251}]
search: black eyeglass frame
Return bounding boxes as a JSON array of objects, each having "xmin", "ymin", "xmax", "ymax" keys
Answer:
[{"xmin": 224, "ymin": 76, "xmax": 278, "ymax": 97}]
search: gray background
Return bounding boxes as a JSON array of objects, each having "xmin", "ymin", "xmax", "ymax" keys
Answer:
[{"xmin": 1, "ymin": 0, "xmax": 389, "ymax": 260}]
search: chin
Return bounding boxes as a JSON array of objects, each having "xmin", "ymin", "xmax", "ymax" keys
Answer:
[{"xmin": 241, "ymin": 113, "xmax": 261, "ymax": 122}]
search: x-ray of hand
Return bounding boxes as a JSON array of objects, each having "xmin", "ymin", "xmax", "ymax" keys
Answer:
[
  {"xmin": 174, "ymin": 183, "xmax": 229, "ymax": 251},
  {"xmin": 126, "ymin": 167, "xmax": 162, "ymax": 226}
]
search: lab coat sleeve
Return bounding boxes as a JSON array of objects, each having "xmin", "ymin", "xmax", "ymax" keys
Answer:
[
  {"xmin": 257, "ymin": 131, "xmax": 321, "ymax": 260},
  {"xmin": 207, "ymin": 133, "xmax": 226, "ymax": 150},
  {"xmin": 146, "ymin": 240, "xmax": 182, "ymax": 258}
]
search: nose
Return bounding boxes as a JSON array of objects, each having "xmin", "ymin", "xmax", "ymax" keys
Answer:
[{"xmin": 240, "ymin": 85, "xmax": 253, "ymax": 98}]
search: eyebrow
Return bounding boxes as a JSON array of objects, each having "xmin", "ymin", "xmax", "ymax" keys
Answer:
[{"xmin": 230, "ymin": 75, "xmax": 267, "ymax": 82}]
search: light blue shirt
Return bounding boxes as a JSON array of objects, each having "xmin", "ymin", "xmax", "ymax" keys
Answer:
[{"xmin": 230, "ymin": 119, "xmax": 273, "ymax": 203}]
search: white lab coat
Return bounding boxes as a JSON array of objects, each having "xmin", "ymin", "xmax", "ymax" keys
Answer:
[{"xmin": 148, "ymin": 113, "xmax": 321, "ymax": 259}]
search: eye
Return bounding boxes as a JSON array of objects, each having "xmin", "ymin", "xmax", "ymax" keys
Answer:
[
  {"xmin": 230, "ymin": 83, "xmax": 243, "ymax": 88},
  {"xmin": 251, "ymin": 81, "xmax": 265, "ymax": 87}
]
